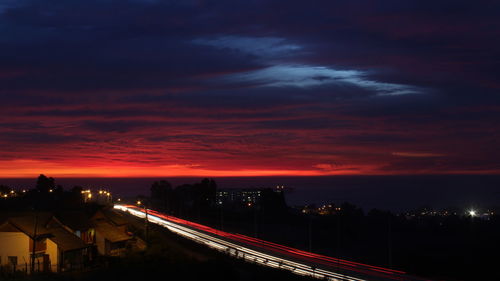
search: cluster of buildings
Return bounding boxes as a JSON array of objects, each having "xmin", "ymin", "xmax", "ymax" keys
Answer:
[
  {"xmin": 216, "ymin": 189, "xmax": 262, "ymax": 207},
  {"xmin": 81, "ymin": 189, "xmax": 114, "ymax": 205},
  {"xmin": 301, "ymin": 204, "xmax": 342, "ymax": 215},
  {"xmin": 0, "ymin": 189, "xmax": 27, "ymax": 199},
  {"xmin": 401, "ymin": 208, "xmax": 496, "ymax": 220},
  {"xmin": 0, "ymin": 208, "xmax": 142, "ymax": 274},
  {"xmin": 215, "ymin": 185, "xmax": 286, "ymax": 208}
]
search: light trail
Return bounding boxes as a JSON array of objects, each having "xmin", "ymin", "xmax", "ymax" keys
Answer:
[{"xmin": 114, "ymin": 204, "xmax": 428, "ymax": 281}]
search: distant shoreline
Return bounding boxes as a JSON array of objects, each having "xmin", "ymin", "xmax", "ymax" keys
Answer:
[{"xmin": 2, "ymin": 174, "xmax": 500, "ymax": 212}]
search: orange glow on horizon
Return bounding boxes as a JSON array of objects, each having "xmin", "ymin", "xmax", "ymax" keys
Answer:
[
  {"xmin": 0, "ymin": 159, "xmax": 372, "ymax": 178},
  {"xmin": 0, "ymin": 158, "xmax": 499, "ymax": 178}
]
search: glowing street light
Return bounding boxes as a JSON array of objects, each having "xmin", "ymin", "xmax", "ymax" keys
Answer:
[
  {"xmin": 136, "ymin": 200, "xmax": 149, "ymax": 247},
  {"xmin": 468, "ymin": 209, "xmax": 477, "ymax": 217}
]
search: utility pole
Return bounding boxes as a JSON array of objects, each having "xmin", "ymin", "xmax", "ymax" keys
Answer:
[
  {"xmin": 336, "ymin": 211, "xmax": 341, "ymax": 273},
  {"xmin": 254, "ymin": 206, "xmax": 258, "ymax": 238},
  {"xmin": 308, "ymin": 214, "xmax": 313, "ymax": 252},
  {"xmin": 137, "ymin": 200, "xmax": 148, "ymax": 247},
  {"xmin": 145, "ymin": 205, "xmax": 149, "ymax": 246},
  {"xmin": 220, "ymin": 204, "xmax": 224, "ymax": 231},
  {"xmin": 31, "ymin": 211, "xmax": 38, "ymax": 274},
  {"xmin": 388, "ymin": 214, "xmax": 392, "ymax": 268}
]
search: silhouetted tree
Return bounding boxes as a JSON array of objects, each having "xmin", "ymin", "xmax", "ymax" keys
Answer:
[
  {"xmin": 340, "ymin": 202, "xmax": 364, "ymax": 217},
  {"xmin": 260, "ymin": 188, "xmax": 287, "ymax": 213},
  {"xmin": 36, "ymin": 174, "xmax": 55, "ymax": 193},
  {"xmin": 174, "ymin": 184, "xmax": 194, "ymax": 216},
  {"xmin": 71, "ymin": 185, "xmax": 83, "ymax": 194},
  {"xmin": 170, "ymin": 179, "xmax": 217, "ymax": 218},
  {"xmin": 54, "ymin": 184, "xmax": 64, "ymax": 193},
  {"xmin": 193, "ymin": 178, "xmax": 217, "ymax": 209},
  {"xmin": 151, "ymin": 180, "xmax": 173, "ymax": 211},
  {"xmin": 66, "ymin": 185, "xmax": 84, "ymax": 205},
  {"xmin": 0, "ymin": 184, "xmax": 11, "ymax": 194}
]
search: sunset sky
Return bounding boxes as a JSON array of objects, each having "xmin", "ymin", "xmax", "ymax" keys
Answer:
[{"xmin": 1, "ymin": 0, "xmax": 499, "ymax": 177}]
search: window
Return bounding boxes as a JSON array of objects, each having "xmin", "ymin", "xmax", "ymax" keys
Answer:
[{"xmin": 8, "ymin": 256, "xmax": 17, "ymax": 266}]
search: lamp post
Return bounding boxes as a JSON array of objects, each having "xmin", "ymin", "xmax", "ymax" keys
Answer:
[
  {"xmin": 31, "ymin": 211, "xmax": 38, "ymax": 274},
  {"xmin": 387, "ymin": 214, "xmax": 393, "ymax": 268},
  {"xmin": 137, "ymin": 200, "xmax": 149, "ymax": 247},
  {"xmin": 219, "ymin": 201, "xmax": 224, "ymax": 232},
  {"xmin": 308, "ymin": 213, "xmax": 313, "ymax": 252}
]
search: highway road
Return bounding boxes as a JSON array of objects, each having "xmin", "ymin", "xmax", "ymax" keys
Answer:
[{"xmin": 114, "ymin": 204, "xmax": 430, "ymax": 281}]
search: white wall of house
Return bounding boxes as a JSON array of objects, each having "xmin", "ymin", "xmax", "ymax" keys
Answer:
[
  {"xmin": 95, "ymin": 232, "xmax": 106, "ymax": 255},
  {"xmin": 46, "ymin": 239, "xmax": 59, "ymax": 272},
  {"xmin": 0, "ymin": 232, "xmax": 30, "ymax": 271}
]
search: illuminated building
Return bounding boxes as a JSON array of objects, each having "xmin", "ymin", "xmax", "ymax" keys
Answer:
[
  {"xmin": 0, "ymin": 213, "xmax": 91, "ymax": 273},
  {"xmin": 216, "ymin": 189, "xmax": 262, "ymax": 206},
  {"xmin": 216, "ymin": 186, "xmax": 286, "ymax": 208},
  {"xmin": 90, "ymin": 208, "xmax": 133, "ymax": 256}
]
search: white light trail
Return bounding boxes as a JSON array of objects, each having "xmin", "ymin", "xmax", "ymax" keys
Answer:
[{"xmin": 114, "ymin": 204, "xmax": 399, "ymax": 281}]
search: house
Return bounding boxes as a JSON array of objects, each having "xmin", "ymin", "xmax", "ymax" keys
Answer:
[
  {"xmin": 55, "ymin": 211, "xmax": 96, "ymax": 245},
  {"xmin": 56, "ymin": 208, "xmax": 136, "ymax": 257},
  {"xmin": 92, "ymin": 221, "xmax": 131, "ymax": 256},
  {"xmin": 90, "ymin": 208, "xmax": 132, "ymax": 256},
  {"xmin": 0, "ymin": 213, "xmax": 90, "ymax": 273},
  {"xmin": 92, "ymin": 208, "xmax": 128, "ymax": 232}
]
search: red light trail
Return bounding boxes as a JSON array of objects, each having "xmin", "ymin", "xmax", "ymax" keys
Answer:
[{"xmin": 116, "ymin": 205, "xmax": 431, "ymax": 281}]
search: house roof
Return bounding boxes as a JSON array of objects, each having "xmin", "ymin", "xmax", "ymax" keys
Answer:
[
  {"xmin": 0, "ymin": 213, "xmax": 53, "ymax": 238},
  {"xmin": 49, "ymin": 227, "xmax": 87, "ymax": 251},
  {"xmin": 92, "ymin": 208, "xmax": 128, "ymax": 226},
  {"xmin": 102, "ymin": 208, "xmax": 128, "ymax": 226},
  {"xmin": 0, "ymin": 212, "xmax": 88, "ymax": 251},
  {"xmin": 55, "ymin": 211, "xmax": 91, "ymax": 231},
  {"xmin": 93, "ymin": 221, "xmax": 131, "ymax": 243}
]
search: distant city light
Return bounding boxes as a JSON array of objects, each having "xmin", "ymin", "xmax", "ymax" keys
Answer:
[{"xmin": 468, "ymin": 210, "xmax": 477, "ymax": 217}]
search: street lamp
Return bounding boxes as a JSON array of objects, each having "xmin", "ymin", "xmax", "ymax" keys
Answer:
[
  {"xmin": 136, "ymin": 200, "xmax": 149, "ymax": 247},
  {"xmin": 468, "ymin": 209, "xmax": 477, "ymax": 217}
]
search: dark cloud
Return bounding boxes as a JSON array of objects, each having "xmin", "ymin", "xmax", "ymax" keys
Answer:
[{"xmin": 0, "ymin": 0, "xmax": 499, "ymax": 175}]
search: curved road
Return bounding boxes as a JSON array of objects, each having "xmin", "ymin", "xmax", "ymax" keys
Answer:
[{"xmin": 114, "ymin": 204, "xmax": 430, "ymax": 281}]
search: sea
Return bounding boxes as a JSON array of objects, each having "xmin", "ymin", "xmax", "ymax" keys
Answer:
[{"xmin": 1, "ymin": 175, "xmax": 499, "ymax": 212}]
